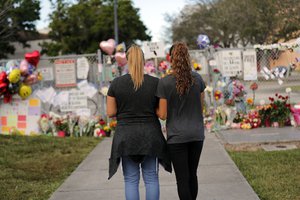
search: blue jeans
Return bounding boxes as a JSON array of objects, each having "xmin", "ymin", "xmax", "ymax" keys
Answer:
[{"xmin": 122, "ymin": 156, "xmax": 159, "ymax": 200}]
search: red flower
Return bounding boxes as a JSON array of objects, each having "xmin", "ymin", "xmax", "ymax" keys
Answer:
[
  {"xmin": 41, "ymin": 114, "xmax": 48, "ymax": 118},
  {"xmin": 250, "ymin": 82, "xmax": 258, "ymax": 90},
  {"xmin": 99, "ymin": 119, "xmax": 106, "ymax": 125},
  {"xmin": 275, "ymin": 93, "xmax": 278, "ymax": 97},
  {"xmin": 269, "ymin": 97, "xmax": 274, "ymax": 102},
  {"xmin": 213, "ymin": 69, "xmax": 220, "ymax": 73},
  {"xmin": 285, "ymin": 96, "xmax": 289, "ymax": 99}
]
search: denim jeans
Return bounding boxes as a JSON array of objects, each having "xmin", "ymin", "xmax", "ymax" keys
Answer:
[{"xmin": 122, "ymin": 156, "xmax": 159, "ymax": 200}]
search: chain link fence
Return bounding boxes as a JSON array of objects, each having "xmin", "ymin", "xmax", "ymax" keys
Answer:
[{"xmin": 0, "ymin": 53, "xmax": 105, "ymax": 116}]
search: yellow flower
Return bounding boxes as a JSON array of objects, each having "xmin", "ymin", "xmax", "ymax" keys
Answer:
[
  {"xmin": 103, "ymin": 125, "xmax": 110, "ymax": 132},
  {"xmin": 247, "ymin": 98, "xmax": 253, "ymax": 105}
]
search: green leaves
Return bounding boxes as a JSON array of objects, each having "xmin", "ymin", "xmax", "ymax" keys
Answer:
[
  {"xmin": 168, "ymin": 0, "xmax": 300, "ymax": 48},
  {"xmin": 43, "ymin": 0, "xmax": 151, "ymax": 56},
  {"xmin": 0, "ymin": 0, "xmax": 40, "ymax": 58}
]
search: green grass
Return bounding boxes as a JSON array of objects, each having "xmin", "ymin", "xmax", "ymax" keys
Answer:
[
  {"xmin": 290, "ymin": 85, "xmax": 300, "ymax": 93},
  {"xmin": 228, "ymin": 149, "xmax": 300, "ymax": 200},
  {"xmin": 0, "ymin": 135, "xmax": 101, "ymax": 200}
]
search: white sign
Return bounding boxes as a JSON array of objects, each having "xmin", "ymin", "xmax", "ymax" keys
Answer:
[
  {"xmin": 60, "ymin": 91, "xmax": 87, "ymax": 112},
  {"xmin": 219, "ymin": 50, "xmax": 242, "ymax": 77},
  {"xmin": 143, "ymin": 41, "xmax": 165, "ymax": 59},
  {"xmin": 55, "ymin": 59, "xmax": 77, "ymax": 88},
  {"xmin": 77, "ymin": 57, "xmax": 90, "ymax": 79},
  {"xmin": 39, "ymin": 67, "xmax": 54, "ymax": 81},
  {"xmin": 189, "ymin": 50, "xmax": 208, "ymax": 74},
  {"xmin": 243, "ymin": 50, "xmax": 258, "ymax": 80}
]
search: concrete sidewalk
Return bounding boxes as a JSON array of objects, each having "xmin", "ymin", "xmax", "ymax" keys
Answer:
[
  {"xmin": 49, "ymin": 133, "xmax": 259, "ymax": 200},
  {"xmin": 217, "ymin": 127, "xmax": 300, "ymax": 144}
]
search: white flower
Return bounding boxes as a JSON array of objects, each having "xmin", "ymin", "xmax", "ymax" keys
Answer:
[
  {"xmin": 259, "ymin": 99, "xmax": 265, "ymax": 105},
  {"xmin": 217, "ymin": 81, "xmax": 222, "ymax": 87},
  {"xmin": 285, "ymin": 87, "xmax": 292, "ymax": 93},
  {"xmin": 204, "ymin": 86, "xmax": 213, "ymax": 93},
  {"xmin": 100, "ymin": 86, "xmax": 109, "ymax": 96}
]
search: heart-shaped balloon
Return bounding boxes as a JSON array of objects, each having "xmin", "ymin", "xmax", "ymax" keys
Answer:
[
  {"xmin": 19, "ymin": 60, "xmax": 29, "ymax": 76},
  {"xmin": 25, "ymin": 50, "xmax": 40, "ymax": 67},
  {"xmin": 99, "ymin": 39, "xmax": 115, "ymax": 55},
  {"xmin": 115, "ymin": 52, "xmax": 127, "ymax": 67},
  {"xmin": 24, "ymin": 74, "xmax": 38, "ymax": 85}
]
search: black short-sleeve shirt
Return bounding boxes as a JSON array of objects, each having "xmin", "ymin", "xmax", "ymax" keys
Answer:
[
  {"xmin": 108, "ymin": 74, "xmax": 160, "ymax": 124},
  {"xmin": 156, "ymin": 71, "xmax": 206, "ymax": 144}
]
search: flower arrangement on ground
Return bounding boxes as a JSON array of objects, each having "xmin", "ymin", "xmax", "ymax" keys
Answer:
[
  {"xmin": 269, "ymin": 94, "xmax": 291, "ymax": 126},
  {"xmin": 37, "ymin": 113, "xmax": 117, "ymax": 137}
]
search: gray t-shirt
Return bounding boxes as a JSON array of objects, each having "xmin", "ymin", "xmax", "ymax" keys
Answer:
[{"xmin": 156, "ymin": 72, "xmax": 206, "ymax": 144}]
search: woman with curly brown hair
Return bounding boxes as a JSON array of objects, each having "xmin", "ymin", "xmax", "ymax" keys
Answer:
[{"xmin": 156, "ymin": 42, "xmax": 206, "ymax": 200}]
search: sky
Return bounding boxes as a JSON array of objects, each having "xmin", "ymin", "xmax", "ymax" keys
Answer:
[{"xmin": 36, "ymin": 0, "xmax": 188, "ymax": 41}]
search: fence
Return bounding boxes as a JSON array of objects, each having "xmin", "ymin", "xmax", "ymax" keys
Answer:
[
  {"xmin": 0, "ymin": 52, "xmax": 105, "ymax": 116},
  {"xmin": 1, "ymin": 47, "xmax": 300, "ymax": 116}
]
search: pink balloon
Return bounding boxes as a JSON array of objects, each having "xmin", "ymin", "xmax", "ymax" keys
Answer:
[
  {"xmin": 24, "ymin": 74, "xmax": 38, "ymax": 85},
  {"xmin": 19, "ymin": 60, "xmax": 29, "ymax": 76},
  {"xmin": 99, "ymin": 39, "xmax": 115, "ymax": 55},
  {"xmin": 115, "ymin": 52, "xmax": 127, "ymax": 67}
]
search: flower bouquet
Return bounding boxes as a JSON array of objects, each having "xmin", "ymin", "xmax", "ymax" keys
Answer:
[{"xmin": 268, "ymin": 94, "xmax": 291, "ymax": 127}]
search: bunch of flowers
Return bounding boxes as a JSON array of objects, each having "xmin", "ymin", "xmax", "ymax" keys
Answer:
[
  {"xmin": 268, "ymin": 94, "xmax": 291, "ymax": 126},
  {"xmin": 93, "ymin": 118, "xmax": 117, "ymax": 137},
  {"xmin": 257, "ymin": 104, "xmax": 272, "ymax": 127},
  {"xmin": 232, "ymin": 80, "xmax": 246, "ymax": 98},
  {"xmin": 214, "ymin": 90, "xmax": 222, "ymax": 101},
  {"xmin": 239, "ymin": 110, "xmax": 261, "ymax": 129}
]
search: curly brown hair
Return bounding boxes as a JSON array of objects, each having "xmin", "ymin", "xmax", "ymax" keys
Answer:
[{"xmin": 170, "ymin": 42, "xmax": 194, "ymax": 96}]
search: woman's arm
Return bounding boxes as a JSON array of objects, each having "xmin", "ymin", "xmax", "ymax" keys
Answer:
[
  {"xmin": 157, "ymin": 98, "xmax": 167, "ymax": 120},
  {"xmin": 106, "ymin": 96, "xmax": 117, "ymax": 117},
  {"xmin": 201, "ymin": 92, "xmax": 205, "ymax": 108}
]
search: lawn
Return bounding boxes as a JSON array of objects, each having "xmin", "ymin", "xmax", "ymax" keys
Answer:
[
  {"xmin": 228, "ymin": 148, "xmax": 300, "ymax": 200},
  {"xmin": 0, "ymin": 135, "xmax": 101, "ymax": 200}
]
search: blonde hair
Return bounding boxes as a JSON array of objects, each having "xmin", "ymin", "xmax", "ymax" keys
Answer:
[{"xmin": 126, "ymin": 45, "xmax": 145, "ymax": 90}]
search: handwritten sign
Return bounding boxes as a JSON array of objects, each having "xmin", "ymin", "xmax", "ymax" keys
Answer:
[
  {"xmin": 0, "ymin": 97, "xmax": 41, "ymax": 135},
  {"xmin": 143, "ymin": 42, "xmax": 165, "ymax": 59},
  {"xmin": 55, "ymin": 59, "xmax": 76, "ymax": 88},
  {"xmin": 243, "ymin": 50, "xmax": 258, "ymax": 80},
  {"xmin": 77, "ymin": 57, "xmax": 90, "ymax": 79},
  {"xmin": 219, "ymin": 50, "xmax": 242, "ymax": 77},
  {"xmin": 60, "ymin": 91, "xmax": 87, "ymax": 112}
]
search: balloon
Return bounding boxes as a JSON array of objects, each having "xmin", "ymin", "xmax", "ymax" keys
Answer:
[
  {"xmin": 19, "ymin": 84, "xmax": 32, "ymax": 99},
  {"xmin": 115, "ymin": 52, "xmax": 127, "ymax": 67},
  {"xmin": 197, "ymin": 34, "xmax": 210, "ymax": 49},
  {"xmin": 99, "ymin": 39, "xmax": 115, "ymax": 55},
  {"xmin": 8, "ymin": 83, "xmax": 20, "ymax": 94},
  {"xmin": 116, "ymin": 42, "xmax": 126, "ymax": 52},
  {"xmin": 25, "ymin": 50, "xmax": 40, "ymax": 67},
  {"xmin": 24, "ymin": 74, "xmax": 38, "ymax": 85},
  {"xmin": 19, "ymin": 60, "xmax": 29, "ymax": 76},
  {"xmin": 0, "ymin": 72, "xmax": 8, "ymax": 95},
  {"xmin": 5, "ymin": 60, "xmax": 19, "ymax": 72},
  {"xmin": 8, "ymin": 69, "xmax": 21, "ymax": 83}
]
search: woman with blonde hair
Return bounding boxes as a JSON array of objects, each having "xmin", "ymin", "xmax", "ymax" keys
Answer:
[
  {"xmin": 156, "ymin": 42, "xmax": 206, "ymax": 200},
  {"xmin": 107, "ymin": 44, "xmax": 171, "ymax": 200}
]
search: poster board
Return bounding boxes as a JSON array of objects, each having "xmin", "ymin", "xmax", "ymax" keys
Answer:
[
  {"xmin": 60, "ymin": 90, "xmax": 88, "ymax": 112},
  {"xmin": 0, "ymin": 97, "xmax": 41, "ymax": 135},
  {"xmin": 55, "ymin": 59, "xmax": 76, "ymax": 88},
  {"xmin": 243, "ymin": 50, "xmax": 258, "ymax": 80},
  {"xmin": 76, "ymin": 57, "xmax": 90, "ymax": 79},
  {"xmin": 143, "ymin": 42, "xmax": 165, "ymax": 59},
  {"xmin": 218, "ymin": 50, "xmax": 242, "ymax": 77}
]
